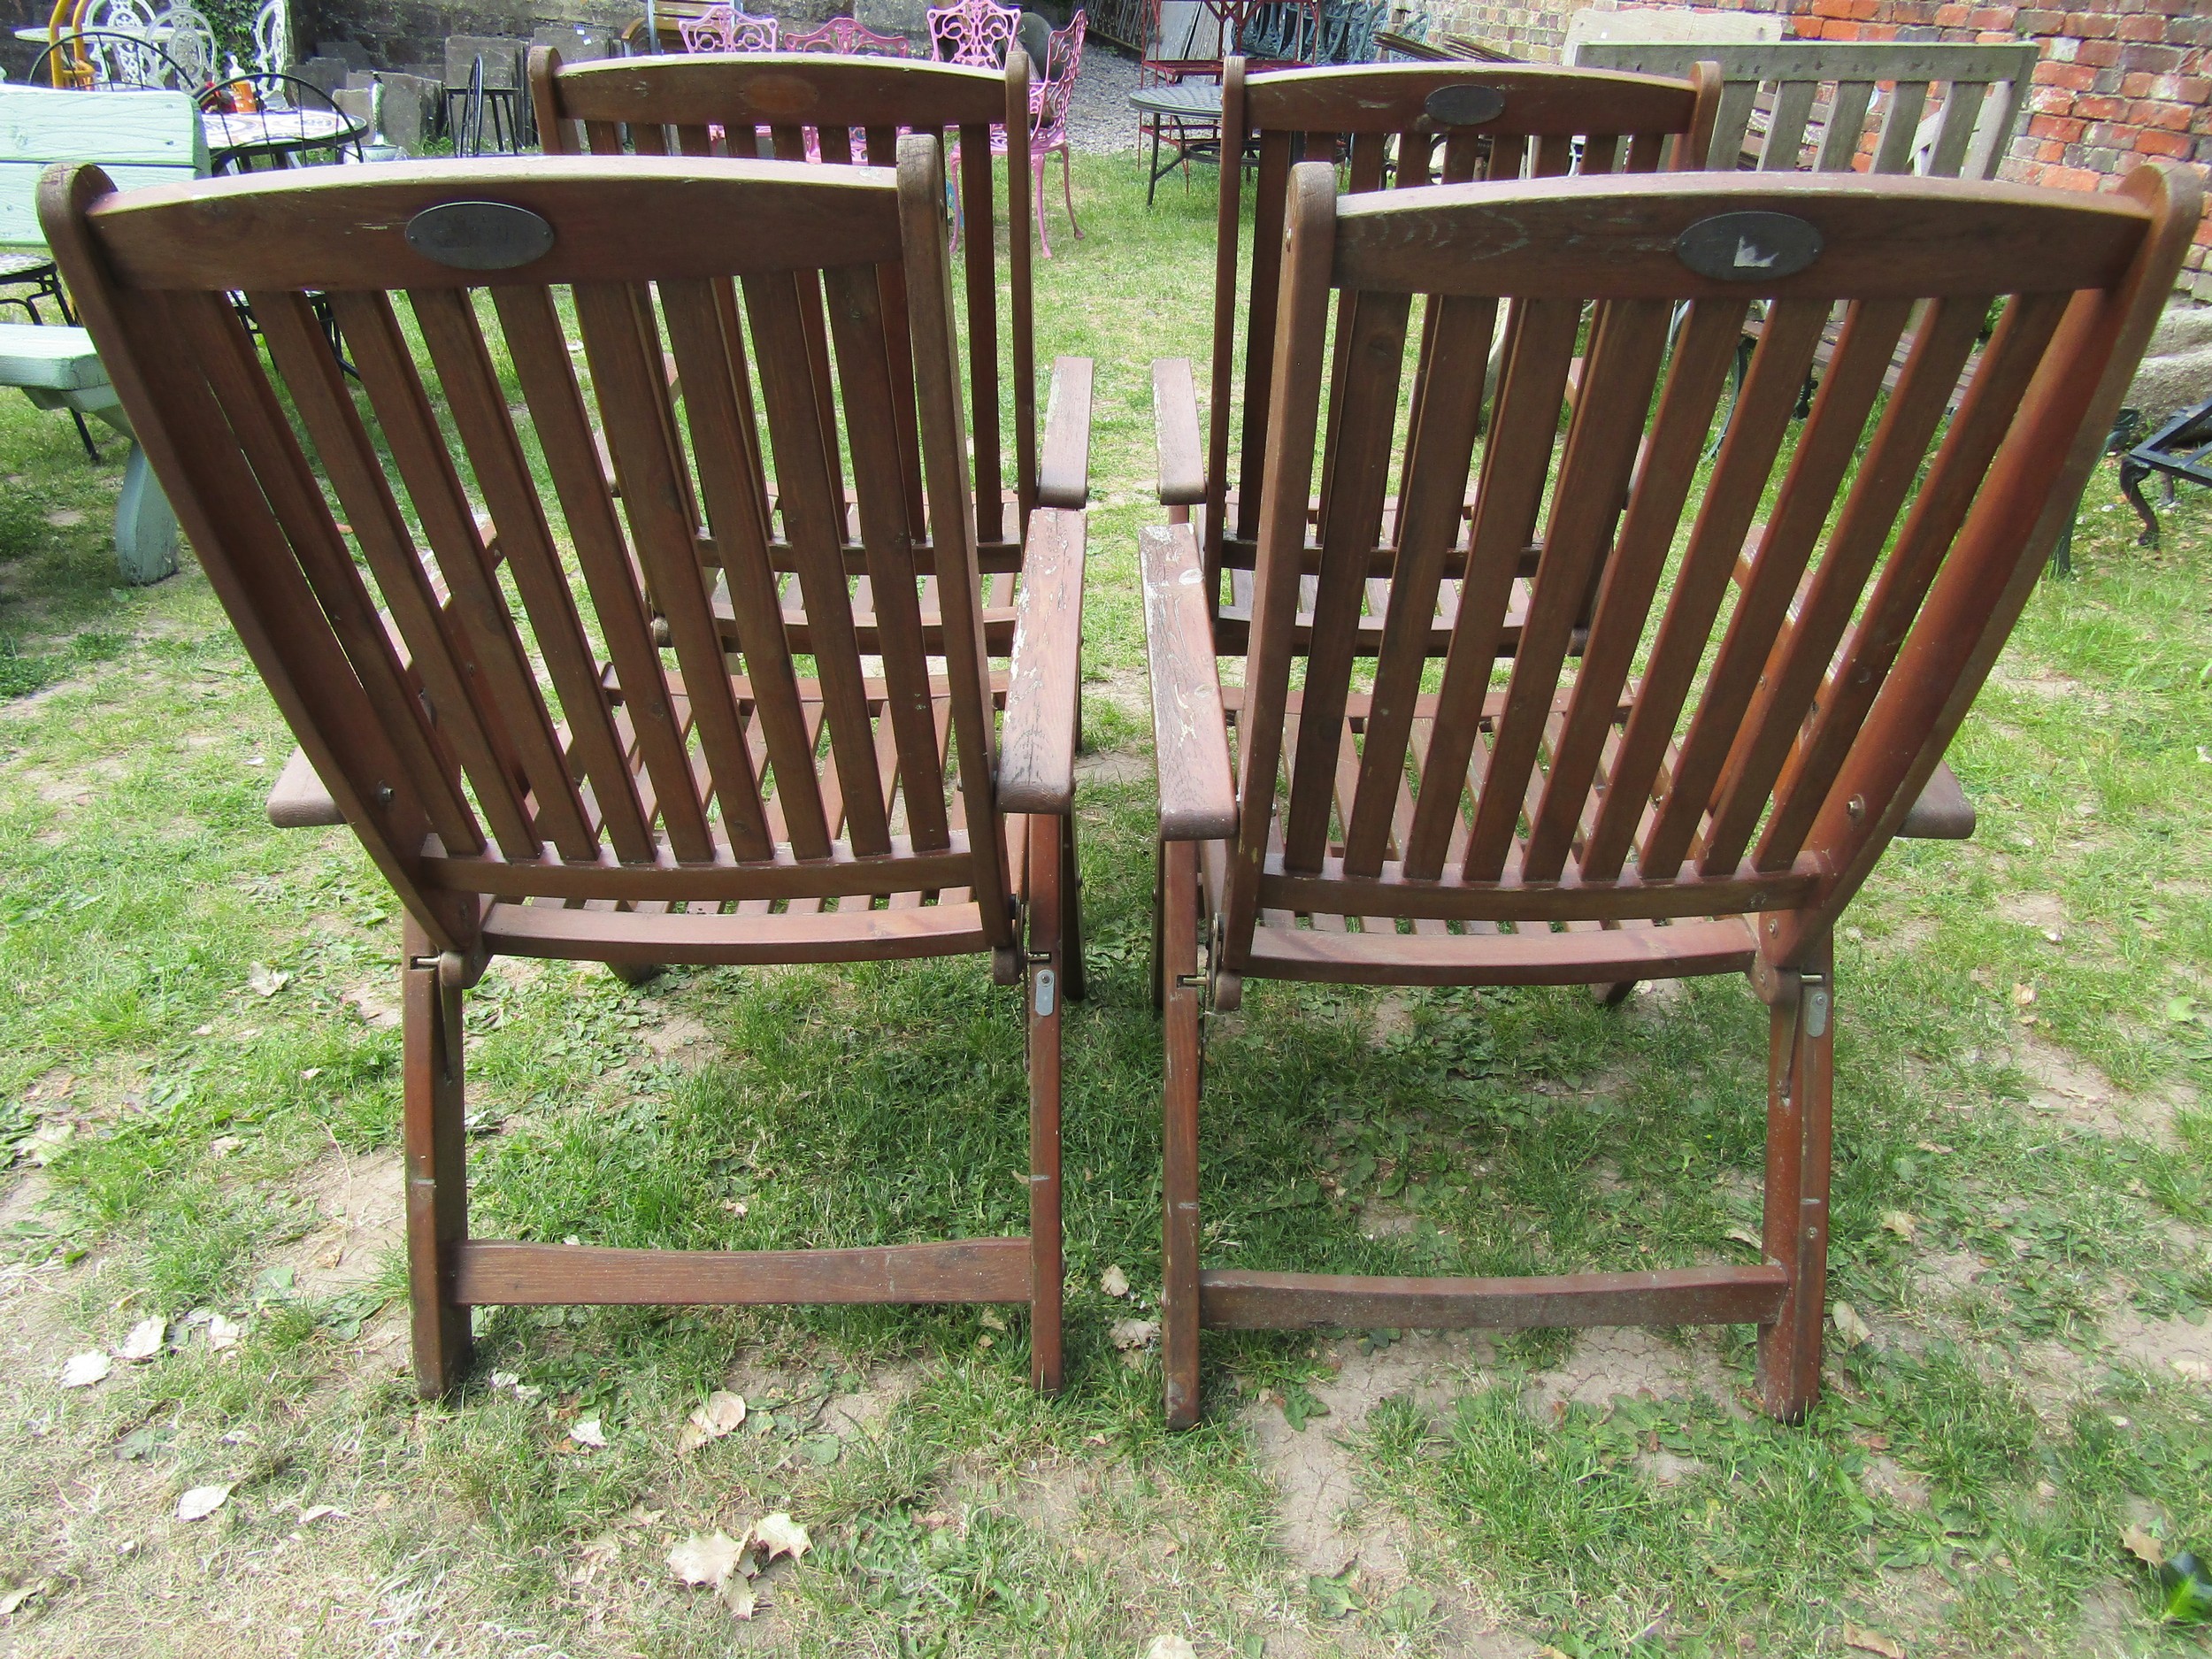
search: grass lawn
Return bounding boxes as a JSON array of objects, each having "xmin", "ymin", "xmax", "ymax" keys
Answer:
[{"xmin": 3, "ymin": 149, "xmax": 2212, "ymax": 1658}]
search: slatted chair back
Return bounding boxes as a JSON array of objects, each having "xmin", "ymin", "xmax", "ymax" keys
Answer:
[
  {"xmin": 1571, "ymin": 40, "xmax": 2037, "ymax": 180},
  {"xmin": 530, "ymin": 49, "xmax": 1039, "ymax": 546},
  {"xmin": 42, "ymin": 147, "xmax": 1024, "ymax": 970},
  {"xmin": 1213, "ymin": 161, "xmax": 2196, "ymax": 987},
  {"xmin": 1195, "ymin": 60, "xmax": 1721, "ymax": 623}
]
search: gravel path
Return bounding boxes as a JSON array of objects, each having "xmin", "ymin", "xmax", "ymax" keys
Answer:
[{"xmin": 1064, "ymin": 39, "xmax": 1145, "ymax": 153}]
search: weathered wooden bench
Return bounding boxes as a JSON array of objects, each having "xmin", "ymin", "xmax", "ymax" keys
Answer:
[{"xmin": 1, "ymin": 84, "xmax": 206, "ymax": 583}]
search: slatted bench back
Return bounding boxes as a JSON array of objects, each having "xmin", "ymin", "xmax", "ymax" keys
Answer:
[
  {"xmin": 1571, "ymin": 41, "xmax": 2038, "ymax": 180},
  {"xmin": 1218, "ymin": 164, "xmax": 2195, "ymax": 974},
  {"xmin": 1205, "ymin": 61, "xmax": 1717, "ymax": 604},
  {"xmin": 0, "ymin": 85, "xmax": 206, "ymax": 246},
  {"xmin": 531, "ymin": 51, "xmax": 1035, "ymax": 548},
  {"xmin": 42, "ymin": 150, "xmax": 1014, "ymax": 960}
]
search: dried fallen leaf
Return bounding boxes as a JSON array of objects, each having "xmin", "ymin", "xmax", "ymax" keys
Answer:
[
  {"xmin": 1724, "ymin": 1225, "xmax": 1763, "ymax": 1249},
  {"xmin": 117, "ymin": 1317, "xmax": 166, "ymax": 1363},
  {"xmin": 1916, "ymin": 1141, "xmax": 1955, "ymax": 1156},
  {"xmin": 1842, "ymin": 1620, "xmax": 1906, "ymax": 1659},
  {"xmin": 59, "ymin": 1350, "xmax": 111, "ymax": 1388},
  {"xmin": 1110, "ymin": 1317, "xmax": 1161, "ymax": 1352},
  {"xmin": 751, "ymin": 1512, "xmax": 810, "ymax": 1562},
  {"xmin": 668, "ymin": 1531, "xmax": 747, "ymax": 1589},
  {"xmin": 571, "ymin": 1530, "xmax": 622, "ymax": 1586},
  {"xmin": 720, "ymin": 1577, "xmax": 758, "ymax": 1619},
  {"xmin": 0, "ymin": 1578, "xmax": 49, "ymax": 1617},
  {"xmin": 2124, "ymin": 1524, "xmax": 2167, "ymax": 1569},
  {"xmin": 570, "ymin": 1417, "xmax": 607, "ymax": 1449},
  {"xmin": 1144, "ymin": 1638, "xmax": 1197, "ymax": 1659},
  {"xmin": 1101, "ymin": 1264, "xmax": 1131, "ymax": 1299},
  {"xmin": 1832, "ymin": 1302, "xmax": 1874, "ymax": 1348},
  {"xmin": 678, "ymin": 1389, "xmax": 748, "ymax": 1452},
  {"xmin": 205, "ymin": 1314, "xmax": 242, "ymax": 1353},
  {"xmin": 176, "ymin": 1483, "xmax": 233, "ymax": 1522},
  {"xmin": 2012, "ymin": 982, "xmax": 2036, "ymax": 1007},
  {"xmin": 247, "ymin": 963, "xmax": 291, "ymax": 998},
  {"xmin": 296, "ymin": 1504, "xmax": 343, "ymax": 1526},
  {"xmin": 1879, "ymin": 1210, "xmax": 1918, "ymax": 1242}
]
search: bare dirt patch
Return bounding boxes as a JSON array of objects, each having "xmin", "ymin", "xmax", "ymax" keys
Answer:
[
  {"xmin": 2101, "ymin": 1307, "xmax": 2212, "ymax": 1386},
  {"xmin": 641, "ymin": 1012, "xmax": 715, "ymax": 1064},
  {"xmin": 1074, "ymin": 749, "xmax": 1153, "ymax": 787},
  {"xmin": 1522, "ymin": 1327, "xmax": 1737, "ymax": 1417},
  {"xmin": 2011, "ymin": 1037, "xmax": 2177, "ymax": 1141},
  {"xmin": 1245, "ymin": 1333, "xmax": 1486, "ymax": 1578},
  {"xmin": 265, "ymin": 1148, "xmax": 404, "ymax": 1298},
  {"xmin": 821, "ymin": 1363, "xmax": 920, "ymax": 1440},
  {"xmin": 1998, "ymin": 893, "xmax": 2068, "ymax": 934}
]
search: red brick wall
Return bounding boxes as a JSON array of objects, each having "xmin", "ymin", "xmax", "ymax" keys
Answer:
[{"xmin": 1611, "ymin": 0, "xmax": 2209, "ymax": 293}]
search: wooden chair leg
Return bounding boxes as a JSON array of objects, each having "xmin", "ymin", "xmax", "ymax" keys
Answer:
[
  {"xmin": 1757, "ymin": 937, "xmax": 1835, "ymax": 1422},
  {"xmin": 1059, "ymin": 806, "xmax": 1086, "ymax": 1003},
  {"xmin": 402, "ymin": 919, "xmax": 472, "ymax": 1398},
  {"xmin": 1026, "ymin": 812, "xmax": 1065, "ymax": 1393},
  {"xmin": 1161, "ymin": 838, "xmax": 1203, "ymax": 1428}
]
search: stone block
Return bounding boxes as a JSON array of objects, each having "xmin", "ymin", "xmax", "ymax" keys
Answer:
[
  {"xmin": 375, "ymin": 69, "xmax": 440, "ymax": 151},
  {"xmin": 529, "ymin": 23, "xmax": 612, "ymax": 65},
  {"xmin": 296, "ymin": 54, "xmax": 350, "ymax": 98},
  {"xmin": 443, "ymin": 35, "xmax": 524, "ymax": 89},
  {"xmin": 316, "ymin": 37, "xmax": 373, "ymax": 68}
]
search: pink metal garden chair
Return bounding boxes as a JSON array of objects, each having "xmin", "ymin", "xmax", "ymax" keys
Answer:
[
  {"xmin": 677, "ymin": 4, "xmax": 778, "ymax": 52},
  {"xmin": 952, "ymin": 9, "xmax": 1086, "ymax": 257},
  {"xmin": 928, "ymin": 0, "xmax": 1017, "ymax": 67},
  {"xmin": 786, "ymin": 14, "xmax": 911, "ymax": 54}
]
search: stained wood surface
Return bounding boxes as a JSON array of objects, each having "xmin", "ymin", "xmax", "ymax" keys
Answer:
[
  {"xmin": 453, "ymin": 1238, "xmax": 1032, "ymax": 1304},
  {"xmin": 1152, "ymin": 357, "xmax": 1205, "ymax": 507},
  {"xmin": 1037, "ymin": 356, "xmax": 1093, "ymax": 510},
  {"xmin": 1139, "ymin": 526, "xmax": 1236, "ymax": 841},
  {"xmin": 999, "ymin": 507, "xmax": 1087, "ymax": 814},
  {"xmin": 1200, "ymin": 1263, "xmax": 1789, "ymax": 1330}
]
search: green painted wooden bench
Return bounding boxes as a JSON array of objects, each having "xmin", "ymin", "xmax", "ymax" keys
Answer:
[{"xmin": 2, "ymin": 84, "xmax": 209, "ymax": 584}]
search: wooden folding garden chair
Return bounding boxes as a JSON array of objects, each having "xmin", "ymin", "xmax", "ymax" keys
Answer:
[
  {"xmin": 42, "ymin": 140, "xmax": 1090, "ymax": 1397},
  {"xmin": 1141, "ymin": 158, "xmax": 2197, "ymax": 1428},
  {"xmin": 1151, "ymin": 59, "xmax": 1721, "ymax": 645},
  {"xmin": 530, "ymin": 49, "xmax": 1091, "ymax": 567}
]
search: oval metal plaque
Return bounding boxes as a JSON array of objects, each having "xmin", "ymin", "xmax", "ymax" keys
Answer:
[
  {"xmin": 404, "ymin": 201, "xmax": 555, "ymax": 272},
  {"xmin": 1423, "ymin": 82, "xmax": 1506, "ymax": 127},
  {"xmin": 1674, "ymin": 211, "xmax": 1823, "ymax": 282}
]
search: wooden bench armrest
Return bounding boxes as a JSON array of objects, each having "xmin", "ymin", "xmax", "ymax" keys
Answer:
[
  {"xmin": 1036, "ymin": 356, "xmax": 1093, "ymax": 511},
  {"xmin": 1897, "ymin": 760, "xmax": 1976, "ymax": 840},
  {"xmin": 1139, "ymin": 521, "xmax": 1236, "ymax": 841},
  {"xmin": 267, "ymin": 745, "xmax": 344, "ymax": 828},
  {"xmin": 1152, "ymin": 357, "xmax": 1206, "ymax": 508},
  {"xmin": 999, "ymin": 506, "xmax": 1087, "ymax": 814}
]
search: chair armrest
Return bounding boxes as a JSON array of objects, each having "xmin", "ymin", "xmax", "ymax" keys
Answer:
[
  {"xmin": 1139, "ymin": 521, "xmax": 1235, "ymax": 841},
  {"xmin": 1897, "ymin": 760, "xmax": 1975, "ymax": 840},
  {"xmin": 1036, "ymin": 356, "xmax": 1092, "ymax": 510},
  {"xmin": 1153, "ymin": 357, "xmax": 1205, "ymax": 508},
  {"xmin": 267, "ymin": 745, "xmax": 344, "ymax": 828},
  {"xmin": 999, "ymin": 506, "xmax": 1087, "ymax": 814}
]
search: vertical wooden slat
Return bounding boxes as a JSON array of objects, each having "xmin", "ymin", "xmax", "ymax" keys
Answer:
[
  {"xmin": 743, "ymin": 266, "xmax": 893, "ymax": 855},
  {"xmin": 900, "ymin": 136, "xmax": 1013, "ymax": 948},
  {"xmin": 1523, "ymin": 299, "xmax": 1743, "ymax": 881},
  {"xmin": 1639, "ymin": 296, "xmax": 1912, "ymax": 882},
  {"xmin": 182, "ymin": 289, "xmax": 479, "ymax": 855},
  {"xmin": 1281, "ymin": 286, "xmax": 1411, "ymax": 873},
  {"xmin": 1345, "ymin": 293, "xmax": 1495, "ymax": 877},
  {"xmin": 1233, "ymin": 126, "xmax": 1295, "ymax": 549},
  {"xmin": 1532, "ymin": 133, "xmax": 1574, "ymax": 176},
  {"xmin": 1462, "ymin": 298, "xmax": 1669, "ymax": 884},
  {"xmin": 334, "ymin": 288, "xmax": 600, "ymax": 862},
  {"xmin": 572, "ymin": 277, "xmax": 775, "ymax": 861},
  {"xmin": 411, "ymin": 288, "xmax": 656, "ymax": 864},
  {"xmin": 1707, "ymin": 78, "xmax": 1760, "ymax": 169},
  {"xmin": 958, "ymin": 120, "xmax": 1005, "ymax": 549},
  {"xmin": 1402, "ymin": 296, "xmax": 1580, "ymax": 879},
  {"xmin": 825, "ymin": 260, "xmax": 953, "ymax": 850},
  {"xmin": 1759, "ymin": 79, "xmax": 1817, "ymax": 171},
  {"xmin": 492, "ymin": 283, "xmax": 713, "ymax": 863},
  {"xmin": 1758, "ymin": 290, "xmax": 2073, "ymax": 869},
  {"xmin": 1004, "ymin": 53, "xmax": 1037, "ymax": 527},
  {"xmin": 1578, "ymin": 297, "xmax": 1829, "ymax": 881},
  {"xmin": 1926, "ymin": 81, "xmax": 1990, "ymax": 179},
  {"xmin": 1221, "ymin": 161, "xmax": 1336, "ymax": 966},
  {"xmin": 256, "ymin": 290, "xmax": 527, "ymax": 857},
  {"xmin": 1871, "ymin": 79, "xmax": 1930, "ymax": 173},
  {"xmin": 1205, "ymin": 58, "xmax": 1253, "ymax": 586},
  {"xmin": 1818, "ymin": 81, "xmax": 1877, "ymax": 171}
]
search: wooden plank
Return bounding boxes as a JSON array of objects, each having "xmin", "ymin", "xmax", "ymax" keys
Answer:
[
  {"xmin": 999, "ymin": 509, "xmax": 1086, "ymax": 814},
  {"xmin": 1154, "ymin": 357, "xmax": 1207, "ymax": 508},
  {"xmin": 1141, "ymin": 523, "xmax": 1236, "ymax": 841},
  {"xmin": 1817, "ymin": 81, "xmax": 1877, "ymax": 171},
  {"xmin": 1201, "ymin": 1263, "xmax": 1789, "ymax": 1331},
  {"xmin": 1259, "ymin": 855, "xmax": 1816, "ymax": 924},
  {"xmin": 1243, "ymin": 913, "xmax": 1758, "ymax": 985},
  {"xmin": 453, "ymin": 1237, "xmax": 1030, "ymax": 1305},
  {"xmin": 1329, "ymin": 175, "xmax": 2152, "ymax": 303},
  {"xmin": 485, "ymin": 892, "xmax": 991, "ymax": 964},
  {"xmin": 1038, "ymin": 355, "xmax": 1092, "ymax": 509},
  {"xmin": 1241, "ymin": 64, "xmax": 1703, "ymax": 139}
]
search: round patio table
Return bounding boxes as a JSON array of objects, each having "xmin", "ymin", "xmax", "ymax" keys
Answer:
[
  {"xmin": 1129, "ymin": 81, "xmax": 1226, "ymax": 207},
  {"xmin": 203, "ymin": 106, "xmax": 366, "ymax": 173}
]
